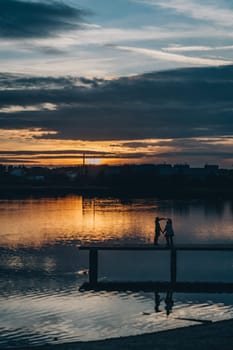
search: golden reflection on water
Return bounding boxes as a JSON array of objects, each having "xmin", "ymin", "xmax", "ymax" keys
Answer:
[
  {"xmin": 0, "ymin": 196, "xmax": 154, "ymax": 248},
  {"xmin": 0, "ymin": 196, "xmax": 232, "ymax": 248}
]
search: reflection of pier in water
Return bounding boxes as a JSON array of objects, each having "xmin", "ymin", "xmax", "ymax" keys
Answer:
[{"xmin": 79, "ymin": 244, "xmax": 233, "ymax": 294}]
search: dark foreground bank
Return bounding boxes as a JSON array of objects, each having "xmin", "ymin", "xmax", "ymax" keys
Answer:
[{"xmin": 9, "ymin": 319, "xmax": 233, "ymax": 350}]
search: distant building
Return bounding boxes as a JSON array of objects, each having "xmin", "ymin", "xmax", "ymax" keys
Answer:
[
  {"xmin": 66, "ymin": 172, "xmax": 78, "ymax": 181},
  {"xmin": 9, "ymin": 167, "xmax": 25, "ymax": 177},
  {"xmin": 173, "ymin": 164, "xmax": 190, "ymax": 175},
  {"xmin": 28, "ymin": 175, "xmax": 45, "ymax": 182},
  {"xmin": 156, "ymin": 164, "xmax": 174, "ymax": 176},
  {"xmin": 204, "ymin": 164, "xmax": 219, "ymax": 175},
  {"xmin": 204, "ymin": 164, "xmax": 219, "ymax": 170},
  {"xmin": 103, "ymin": 165, "xmax": 121, "ymax": 176},
  {"xmin": 0, "ymin": 164, "xmax": 6, "ymax": 175}
]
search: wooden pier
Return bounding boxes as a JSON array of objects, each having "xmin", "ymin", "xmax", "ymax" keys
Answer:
[{"xmin": 79, "ymin": 244, "xmax": 233, "ymax": 293}]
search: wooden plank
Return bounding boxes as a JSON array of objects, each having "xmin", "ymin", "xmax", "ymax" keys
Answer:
[
  {"xmin": 176, "ymin": 244, "xmax": 233, "ymax": 251},
  {"xmin": 79, "ymin": 244, "xmax": 233, "ymax": 251},
  {"xmin": 79, "ymin": 245, "xmax": 168, "ymax": 250}
]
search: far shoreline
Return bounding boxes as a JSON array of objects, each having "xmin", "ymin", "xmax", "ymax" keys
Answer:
[{"xmin": 0, "ymin": 184, "xmax": 232, "ymax": 199}]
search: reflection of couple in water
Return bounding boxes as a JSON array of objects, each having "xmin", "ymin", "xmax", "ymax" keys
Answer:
[
  {"xmin": 155, "ymin": 291, "xmax": 174, "ymax": 316},
  {"xmin": 154, "ymin": 217, "xmax": 174, "ymax": 247}
]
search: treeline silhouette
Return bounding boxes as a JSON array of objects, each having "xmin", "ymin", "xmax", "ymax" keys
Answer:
[{"xmin": 0, "ymin": 164, "xmax": 232, "ymax": 197}]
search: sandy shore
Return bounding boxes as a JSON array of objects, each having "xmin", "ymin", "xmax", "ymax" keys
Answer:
[{"xmin": 10, "ymin": 318, "xmax": 233, "ymax": 350}]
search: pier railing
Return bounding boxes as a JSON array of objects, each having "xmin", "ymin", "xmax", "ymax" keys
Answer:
[{"xmin": 79, "ymin": 244, "xmax": 233, "ymax": 293}]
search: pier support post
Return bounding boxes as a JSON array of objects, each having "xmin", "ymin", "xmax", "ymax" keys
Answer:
[
  {"xmin": 89, "ymin": 249, "xmax": 98, "ymax": 284},
  {"xmin": 170, "ymin": 247, "xmax": 177, "ymax": 286}
]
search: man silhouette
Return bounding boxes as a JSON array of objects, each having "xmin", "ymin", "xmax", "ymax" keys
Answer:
[{"xmin": 164, "ymin": 218, "xmax": 175, "ymax": 247}]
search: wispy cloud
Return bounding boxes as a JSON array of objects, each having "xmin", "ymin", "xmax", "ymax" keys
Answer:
[
  {"xmin": 0, "ymin": 103, "xmax": 57, "ymax": 113},
  {"xmin": 113, "ymin": 45, "xmax": 233, "ymax": 66},
  {"xmin": 2, "ymin": 24, "xmax": 232, "ymax": 49},
  {"xmin": 163, "ymin": 45, "xmax": 233, "ymax": 53},
  {"xmin": 139, "ymin": 0, "xmax": 233, "ymax": 27}
]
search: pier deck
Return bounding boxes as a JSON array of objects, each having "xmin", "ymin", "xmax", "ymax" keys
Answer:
[
  {"xmin": 79, "ymin": 244, "xmax": 233, "ymax": 251},
  {"xmin": 79, "ymin": 244, "xmax": 233, "ymax": 293}
]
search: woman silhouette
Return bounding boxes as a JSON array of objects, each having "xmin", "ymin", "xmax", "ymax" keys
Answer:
[{"xmin": 164, "ymin": 218, "xmax": 174, "ymax": 247}]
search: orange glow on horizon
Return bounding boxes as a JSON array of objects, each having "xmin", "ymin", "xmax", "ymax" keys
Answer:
[
  {"xmin": 0, "ymin": 128, "xmax": 175, "ymax": 166},
  {"xmin": 0, "ymin": 128, "xmax": 232, "ymax": 167}
]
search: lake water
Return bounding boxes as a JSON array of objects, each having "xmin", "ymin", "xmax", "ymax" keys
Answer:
[{"xmin": 0, "ymin": 196, "xmax": 232, "ymax": 348}]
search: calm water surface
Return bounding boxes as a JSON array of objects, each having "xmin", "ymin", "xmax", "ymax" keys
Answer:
[{"xmin": 0, "ymin": 196, "xmax": 232, "ymax": 348}]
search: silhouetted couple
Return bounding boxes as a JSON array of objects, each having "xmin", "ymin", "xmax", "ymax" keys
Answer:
[{"xmin": 154, "ymin": 217, "xmax": 174, "ymax": 247}]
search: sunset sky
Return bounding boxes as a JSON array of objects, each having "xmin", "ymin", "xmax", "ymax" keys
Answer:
[{"xmin": 0, "ymin": 0, "xmax": 233, "ymax": 167}]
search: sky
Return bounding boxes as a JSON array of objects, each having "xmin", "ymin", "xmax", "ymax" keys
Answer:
[{"xmin": 0, "ymin": 0, "xmax": 233, "ymax": 167}]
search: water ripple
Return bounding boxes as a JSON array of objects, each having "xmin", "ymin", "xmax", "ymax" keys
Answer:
[{"xmin": 0, "ymin": 288, "xmax": 233, "ymax": 348}]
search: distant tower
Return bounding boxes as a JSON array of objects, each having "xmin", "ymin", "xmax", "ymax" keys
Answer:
[
  {"xmin": 82, "ymin": 153, "xmax": 87, "ymax": 177},
  {"xmin": 83, "ymin": 153, "xmax": 86, "ymax": 167}
]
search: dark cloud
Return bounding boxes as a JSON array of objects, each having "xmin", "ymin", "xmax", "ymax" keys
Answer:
[
  {"xmin": 0, "ymin": 150, "xmax": 113, "ymax": 156},
  {"xmin": 0, "ymin": 0, "xmax": 87, "ymax": 39},
  {"xmin": 155, "ymin": 151, "xmax": 233, "ymax": 159},
  {"xmin": 118, "ymin": 138, "xmax": 233, "ymax": 164},
  {"xmin": 0, "ymin": 150, "xmax": 157, "ymax": 163},
  {"xmin": 39, "ymin": 46, "xmax": 67, "ymax": 55},
  {"xmin": 121, "ymin": 142, "xmax": 152, "ymax": 148},
  {"xmin": 0, "ymin": 158, "xmax": 35, "ymax": 163},
  {"xmin": 0, "ymin": 65, "xmax": 233, "ymax": 142},
  {"xmin": 0, "ymin": 73, "xmax": 101, "ymax": 90}
]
